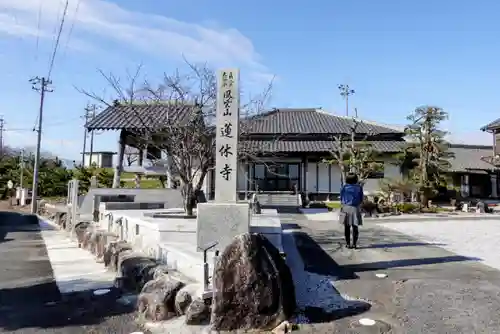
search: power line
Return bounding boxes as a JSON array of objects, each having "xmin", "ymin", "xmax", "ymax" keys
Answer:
[
  {"xmin": 47, "ymin": 0, "xmax": 69, "ymax": 80},
  {"xmin": 62, "ymin": 0, "xmax": 82, "ymax": 58},
  {"xmin": 30, "ymin": 76, "xmax": 53, "ymax": 214},
  {"xmin": 32, "ymin": 0, "xmax": 68, "ymax": 133},
  {"xmin": 35, "ymin": 0, "xmax": 43, "ymax": 61}
]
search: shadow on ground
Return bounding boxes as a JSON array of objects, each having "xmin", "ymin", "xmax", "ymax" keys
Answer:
[
  {"xmin": 0, "ymin": 210, "xmax": 136, "ymax": 331},
  {"xmin": 0, "ymin": 282, "xmax": 136, "ymax": 331},
  {"xmin": 359, "ymin": 241, "xmax": 446, "ymax": 249},
  {"xmin": 293, "ymin": 230, "xmax": 481, "ymax": 280},
  {"xmin": 282, "ymin": 232, "xmax": 372, "ymax": 324}
]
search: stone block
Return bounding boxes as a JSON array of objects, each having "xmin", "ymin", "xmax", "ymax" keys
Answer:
[{"xmin": 196, "ymin": 202, "xmax": 250, "ymax": 253}]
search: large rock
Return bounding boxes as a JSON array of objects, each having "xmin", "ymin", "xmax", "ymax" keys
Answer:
[
  {"xmin": 116, "ymin": 252, "xmax": 157, "ymax": 292},
  {"xmin": 104, "ymin": 241, "xmax": 132, "ymax": 271},
  {"xmin": 210, "ymin": 233, "xmax": 296, "ymax": 331},
  {"xmin": 185, "ymin": 297, "xmax": 211, "ymax": 325},
  {"xmin": 137, "ymin": 275, "xmax": 185, "ymax": 322},
  {"xmin": 75, "ymin": 222, "xmax": 92, "ymax": 247},
  {"xmin": 175, "ymin": 284, "xmax": 202, "ymax": 315}
]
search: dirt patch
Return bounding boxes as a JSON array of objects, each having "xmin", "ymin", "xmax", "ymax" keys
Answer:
[{"xmin": 0, "ymin": 200, "xmax": 31, "ymax": 213}]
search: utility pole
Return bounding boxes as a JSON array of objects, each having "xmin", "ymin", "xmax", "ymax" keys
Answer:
[
  {"xmin": 20, "ymin": 149, "xmax": 24, "ymax": 189},
  {"xmin": 84, "ymin": 104, "xmax": 97, "ymax": 167},
  {"xmin": 338, "ymin": 84, "xmax": 355, "ymax": 116},
  {"xmin": 0, "ymin": 116, "xmax": 4, "ymax": 157},
  {"xmin": 30, "ymin": 77, "xmax": 53, "ymax": 214}
]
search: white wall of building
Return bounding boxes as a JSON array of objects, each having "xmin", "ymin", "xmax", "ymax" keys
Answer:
[
  {"xmin": 305, "ymin": 156, "xmax": 401, "ymax": 194},
  {"xmin": 83, "ymin": 153, "xmax": 114, "ymax": 168}
]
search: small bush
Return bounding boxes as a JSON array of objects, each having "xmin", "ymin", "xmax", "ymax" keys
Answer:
[
  {"xmin": 396, "ymin": 203, "xmax": 418, "ymax": 213},
  {"xmin": 361, "ymin": 200, "xmax": 377, "ymax": 213},
  {"xmin": 420, "ymin": 206, "xmax": 438, "ymax": 213},
  {"xmin": 308, "ymin": 201, "xmax": 327, "ymax": 209},
  {"xmin": 325, "ymin": 201, "xmax": 341, "ymax": 211}
]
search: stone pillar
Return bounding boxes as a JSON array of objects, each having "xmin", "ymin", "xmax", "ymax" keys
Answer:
[
  {"xmin": 491, "ymin": 174, "xmax": 498, "ymax": 198},
  {"xmin": 135, "ymin": 174, "xmax": 141, "ymax": 188},
  {"xmin": 461, "ymin": 174, "xmax": 470, "ymax": 198},
  {"xmin": 112, "ymin": 131, "xmax": 126, "ymax": 188},
  {"xmin": 214, "ymin": 69, "xmax": 240, "ymax": 202}
]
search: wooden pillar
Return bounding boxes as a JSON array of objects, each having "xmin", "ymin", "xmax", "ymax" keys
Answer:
[
  {"xmin": 138, "ymin": 148, "xmax": 144, "ymax": 166},
  {"xmin": 112, "ymin": 130, "xmax": 126, "ymax": 188},
  {"xmin": 302, "ymin": 155, "xmax": 308, "ymax": 193}
]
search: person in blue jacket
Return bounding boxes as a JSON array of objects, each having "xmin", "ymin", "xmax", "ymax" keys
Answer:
[{"xmin": 339, "ymin": 173, "xmax": 364, "ymax": 249}]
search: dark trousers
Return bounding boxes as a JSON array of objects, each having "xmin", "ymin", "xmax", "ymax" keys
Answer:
[{"xmin": 344, "ymin": 224, "xmax": 359, "ymax": 246}]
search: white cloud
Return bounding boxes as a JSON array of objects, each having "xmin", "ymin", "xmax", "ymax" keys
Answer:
[
  {"xmin": 446, "ymin": 131, "xmax": 492, "ymax": 146},
  {"xmin": 0, "ymin": 0, "xmax": 273, "ymax": 82},
  {"xmin": 5, "ymin": 130, "xmax": 78, "ymax": 155}
]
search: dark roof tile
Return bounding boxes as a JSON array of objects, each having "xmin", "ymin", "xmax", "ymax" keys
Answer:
[
  {"xmin": 240, "ymin": 140, "xmax": 405, "ymax": 153},
  {"xmin": 243, "ymin": 108, "xmax": 402, "ymax": 135},
  {"xmin": 448, "ymin": 145, "xmax": 495, "ymax": 172},
  {"xmin": 86, "ymin": 103, "xmax": 195, "ymax": 130},
  {"xmin": 481, "ymin": 118, "xmax": 500, "ymax": 131}
]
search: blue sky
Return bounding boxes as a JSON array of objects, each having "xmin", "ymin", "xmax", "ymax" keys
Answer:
[{"xmin": 0, "ymin": 0, "xmax": 498, "ymax": 160}]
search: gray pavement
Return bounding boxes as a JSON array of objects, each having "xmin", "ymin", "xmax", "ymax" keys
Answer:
[
  {"xmin": 281, "ymin": 214, "xmax": 500, "ymax": 334},
  {"xmin": 0, "ymin": 211, "xmax": 145, "ymax": 334}
]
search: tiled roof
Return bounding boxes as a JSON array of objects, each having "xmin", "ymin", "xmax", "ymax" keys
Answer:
[
  {"xmin": 87, "ymin": 105, "xmax": 404, "ymax": 137},
  {"xmin": 243, "ymin": 108, "xmax": 403, "ymax": 135},
  {"xmin": 448, "ymin": 145, "xmax": 495, "ymax": 172},
  {"xmin": 86, "ymin": 103, "xmax": 196, "ymax": 130},
  {"xmin": 239, "ymin": 140, "xmax": 406, "ymax": 153},
  {"xmin": 481, "ymin": 118, "xmax": 500, "ymax": 131}
]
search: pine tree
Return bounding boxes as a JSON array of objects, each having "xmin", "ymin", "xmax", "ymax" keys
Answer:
[{"xmin": 405, "ymin": 106, "xmax": 454, "ymax": 206}]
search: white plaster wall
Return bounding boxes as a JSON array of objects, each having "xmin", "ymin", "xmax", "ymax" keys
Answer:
[
  {"xmin": 237, "ymin": 162, "xmax": 248, "ymax": 191},
  {"xmin": 306, "ymin": 157, "xmax": 402, "ymax": 194},
  {"xmin": 330, "ymin": 164, "xmax": 342, "ymax": 193},
  {"xmin": 317, "ymin": 163, "xmax": 330, "ymax": 192},
  {"xmin": 363, "ymin": 157, "xmax": 401, "ymax": 194},
  {"xmin": 307, "ymin": 162, "xmax": 317, "ymax": 193}
]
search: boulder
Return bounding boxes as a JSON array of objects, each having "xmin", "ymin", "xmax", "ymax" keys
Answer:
[
  {"xmin": 210, "ymin": 233, "xmax": 296, "ymax": 331},
  {"xmin": 59, "ymin": 213, "xmax": 67, "ymax": 229},
  {"xmin": 75, "ymin": 222, "xmax": 92, "ymax": 247},
  {"xmin": 105, "ymin": 241, "xmax": 132, "ymax": 271},
  {"xmin": 95, "ymin": 231, "xmax": 118, "ymax": 260},
  {"xmin": 476, "ymin": 201, "xmax": 486, "ymax": 213},
  {"xmin": 116, "ymin": 252, "xmax": 157, "ymax": 292},
  {"xmin": 175, "ymin": 284, "xmax": 202, "ymax": 315},
  {"xmin": 140, "ymin": 264, "xmax": 169, "ymax": 285},
  {"xmin": 137, "ymin": 275, "xmax": 185, "ymax": 322},
  {"xmin": 185, "ymin": 297, "xmax": 211, "ymax": 325}
]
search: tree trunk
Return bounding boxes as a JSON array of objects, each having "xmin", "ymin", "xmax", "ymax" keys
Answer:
[{"xmin": 182, "ymin": 182, "xmax": 195, "ymax": 216}]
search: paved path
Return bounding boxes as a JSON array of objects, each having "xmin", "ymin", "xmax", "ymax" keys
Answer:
[
  {"xmin": 0, "ymin": 211, "xmax": 145, "ymax": 334},
  {"xmin": 40, "ymin": 222, "xmax": 116, "ymax": 293},
  {"xmin": 279, "ymin": 214, "xmax": 500, "ymax": 334}
]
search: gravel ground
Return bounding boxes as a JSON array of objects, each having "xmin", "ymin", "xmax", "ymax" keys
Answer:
[
  {"xmin": 285, "ymin": 215, "xmax": 500, "ymax": 334},
  {"xmin": 0, "ymin": 207, "xmax": 146, "ymax": 334}
]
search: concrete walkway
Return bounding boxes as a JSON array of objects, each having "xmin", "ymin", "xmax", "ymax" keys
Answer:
[
  {"xmin": 283, "ymin": 215, "xmax": 500, "ymax": 334},
  {"xmin": 39, "ymin": 220, "xmax": 116, "ymax": 294},
  {"xmin": 0, "ymin": 210, "xmax": 143, "ymax": 333}
]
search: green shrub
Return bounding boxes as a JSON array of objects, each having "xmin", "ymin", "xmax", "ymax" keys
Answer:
[
  {"xmin": 396, "ymin": 203, "xmax": 418, "ymax": 213},
  {"xmin": 308, "ymin": 201, "xmax": 327, "ymax": 209},
  {"xmin": 361, "ymin": 200, "xmax": 377, "ymax": 213}
]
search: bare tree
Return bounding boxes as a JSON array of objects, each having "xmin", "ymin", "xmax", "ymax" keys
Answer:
[
  {"xmin": 124, "ymin": 146, "xmax": 139, "ymax": 166},
  {"xmin": 78, "ymin": 60, "xmax": 274, "ymax": 215},
  {"xmin": 325, "ymin": 118, "xmax": 383, "ymax": 186}
]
